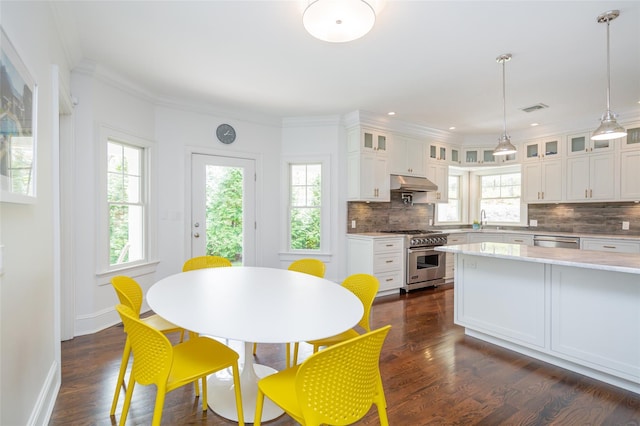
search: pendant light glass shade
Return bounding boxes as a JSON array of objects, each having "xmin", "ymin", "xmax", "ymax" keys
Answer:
[
  {"xmin": 303, "ymin": 0, "xmax": 376, "ymax": 43},
  {"xmin": 592, "ymin": 10, "xmax": 626, "ymax": 141},
  {"xmin": 493, "ymin": 54, "xmax": 517, "ymax": 156}
]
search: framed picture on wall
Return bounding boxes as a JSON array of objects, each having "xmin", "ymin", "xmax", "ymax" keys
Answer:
[{"xmin": 0, "ymin": 27, "xmax": 38, "ymax": 203}]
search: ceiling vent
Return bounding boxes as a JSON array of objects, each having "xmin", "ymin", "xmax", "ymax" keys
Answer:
[{"xmin": 520, "ymin": 103, "xmax": 549, "ymax": 113}]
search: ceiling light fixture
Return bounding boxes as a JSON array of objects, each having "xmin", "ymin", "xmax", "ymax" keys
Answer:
[
  {"xmin": 303, "ymin": 0, "xmax": 376, "ymax": 43},
  {"xmin": 493, "ymin": 53, "xmax": 517, "ymax": 156},
  {"xmin": 592, "ymin": 10, "xmax": 626, "ymax": 141}
]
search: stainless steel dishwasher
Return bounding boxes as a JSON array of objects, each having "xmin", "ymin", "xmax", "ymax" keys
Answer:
[{"xmin": 533, "ymin": 235, "xmax": 580, "ymax": 249}]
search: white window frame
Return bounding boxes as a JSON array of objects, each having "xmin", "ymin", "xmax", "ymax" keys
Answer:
[
  {"xmin": 280, "ymin": 155, "xmax": 330, "ymax": 255},
  {"xmin": 470, "ymin": 165, "xmax": 527, "ymax": 227},
  {"xmin": 96, "ymin": 125, "xmax": 157, "ymax": 279},
  {"xmin": 435, "ymin": 167, "xmax": 468, "ymax": 225}
]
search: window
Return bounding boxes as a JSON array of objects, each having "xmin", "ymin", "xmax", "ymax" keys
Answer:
[
  {"xmin": 289, "ymin": 163, "xmax": 321, "ymax": 250},
  {"xmin": 478, "ymin": 171, "xmax": 522, "ymax": 224},
  {"xmin": 437, "ymin": 175, "xmax": 462, "ymax": 223},
  {"xmin": 107, "ymin": 140, "xmax": 146, "ymax": 266},
  {"xmin": 97, "ymin": 125, "xmax": 155, "ymax": 276}
]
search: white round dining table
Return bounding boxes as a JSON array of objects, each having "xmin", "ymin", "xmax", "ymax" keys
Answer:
[{"xmin": 146, "ymin": 266, "xmax": 363, "ymax": 423}]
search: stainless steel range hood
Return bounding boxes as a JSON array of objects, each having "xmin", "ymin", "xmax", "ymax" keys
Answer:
[{"xmin": 390, "ymin": 174, "xmax": 438, "ymax": 192}]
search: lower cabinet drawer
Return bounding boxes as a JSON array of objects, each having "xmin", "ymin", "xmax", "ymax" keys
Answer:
[
  {"xmin": 582, "ymin": 239, "xmax": 640, "ymax": 253},
  {"xmin": 376, "ymin": 271, "xmax": 404, "ymax": 291},
  {"xmin": 373, "ymin": 253, "xmax": 402, "ymax": 273}
]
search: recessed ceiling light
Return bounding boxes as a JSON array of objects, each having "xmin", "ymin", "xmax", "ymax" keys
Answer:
[
  {"xmin": 449, "ymin": 126, "xmax": 456, "ymax": 130},
  {"xmin": 531, "ymin": 123, "xmax": 539, "ymax": 127},
  {"xmin": 387, "ymin": 111, "xmax": 396, "ymax": 116}
]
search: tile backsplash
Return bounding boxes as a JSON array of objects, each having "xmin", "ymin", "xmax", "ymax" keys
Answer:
[
  {"xmin": 347, "ymin": 192, "xmax": 433, "ymax": 233},
  {"xmin": 348, "ymin": 198, "xmax": 640, "ymax": 236},
  {"xmin": 527, "ymin": 202, "xmax": 640, "ymax": 236}
]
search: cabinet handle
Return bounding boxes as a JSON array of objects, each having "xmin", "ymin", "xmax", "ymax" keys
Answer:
[
  {"xmin": 385, "ymin": 278, "xmax": 393, "ymax": 282},
  {"xmin": 385, "ymin": 244, "xmax": 394, "ymax": 247},
  {"xmin": 585, "ymin": 189, "xmax": 588, "ymax": 198},
  {"xmin": 513, "ymin": 239, "xmax": 524, "ymax": 242},
  {"xmin": 385, "ymin": 260, "xmax": 393, "ymax": 263},
  {"xmin": 541, "ymin": 191, "xmax": 544, "ymax": 199},
  {"xmin": 590, "ymin": 189, "xmax": 593, "ymax": 198},
  {"xmin": 603, "ymin": 245, "xmax": 617, "ymax": 249}
]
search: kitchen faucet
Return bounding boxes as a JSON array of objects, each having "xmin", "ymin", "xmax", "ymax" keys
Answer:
[{"xmin": 480, "ymin": 209, "xmax": 487, "ymax": 229}]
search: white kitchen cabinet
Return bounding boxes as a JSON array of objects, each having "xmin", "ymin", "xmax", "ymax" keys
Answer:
[
  {"xmin": 450, "ymin": 146, "xmax": 462, "ymax": 165},
  {"xmin": 463, "ymin": 146, "xmax": 516, "ymax": 166},
  {"xmin": 523, "ymin": 137, "xmax": 561, "ymax": 162},
  {"xmin": 425, "ymin": 162, "xmax": 448, "ymax": 203},
  {"xmin": 390, "ymin": 136, "xmax": 426, "ymax": 177},
  {"xmin": 347, "ymin": 235, "xmax": 405, "ymax": 294},
  {"xmin": 347, "ymin": 127, "xmax": 390, "ymax": 202},
  {"xmin": 444, "ymin": 233, "xmax": 467, "ymax": 282},
  {"xmin": 620, "ymin": 149, "xmax": 640, "ymax": 200},
  {"xmin": 347, "ymin": 152, "xmax": 389, "ymax": 202},
  {"xmin": 347, "ymin": 127, "xmax": 389, "ymax": 154},
  {"xmin": 467, "ymin": 232, "xmax": 504, "ymax": 243},
  {"xmin": 503, "ymin": 234, "xmax": 534, "ymax": 245},
  {"xmin": 566, "ymin": 152, "xmax": 616, "ymax": 201},
  {"xmin": 581, "ymin": 238, "xmax": 640, "ymax": 253},
  {"xmin": 523, "ymin": 159, "xmax": 563, "ymax": 203},
  {"xmin": 567, "ymin": 132, "xmax": 613, "ymax": 157},
  {"xmin": 621, "ymin": 125, "xmax": 640, "ymax": 151}
]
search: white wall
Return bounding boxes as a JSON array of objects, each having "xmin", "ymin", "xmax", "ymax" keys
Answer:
[{"xmin": 0, "ymin": 2, "xmax": 71, "ymax": 424}]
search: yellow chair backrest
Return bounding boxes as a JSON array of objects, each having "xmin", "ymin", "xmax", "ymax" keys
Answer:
[
  {"xmin": 287, "ymin": 258, "xmax": 326, "ymax": 278},
  {"xmin": 296, "ymin": 325, "xmax": 391, "ymax": 425},
  {"xmin": 111, "ymin": 276, "xmax": 144, "ymax": 316},
  {"xmin": 342, "ymin": 274, "xmax": 379, "ymax": 332},
  {"xmin": 116, "ymin": 304, "xmax": 173, "ymax": 387},
  {"xmin": 183, "ymin": 255, "xmax": 232, "ymax": 271}
]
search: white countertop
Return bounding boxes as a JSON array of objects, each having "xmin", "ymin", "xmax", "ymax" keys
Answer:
[
  {"xmin": 348, "ymin": 229, "xmax": 640, "ymax": 242},
  {"xmin": 437, "ymin": 242, "xmax": 640, "ymax": 275}
]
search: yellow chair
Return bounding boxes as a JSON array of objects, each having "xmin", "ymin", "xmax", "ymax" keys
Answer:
[
  {"xmin": 115, "ymin": 304, "xmax": 245, "ymax": 426},
  {"xmin": 254, "ymin": 258, "xmax": 326, "ymax": 367},
  {"xmin": 182, "ymin": 255, "xmax": 232, "ymax": 271},
  {"xmin": 110, "ymin": 275, "xmax": 184, "ymax": 416},
  {"xmin": 294, "ymin": 273, "xmax": 379, "ymax": 365},
  {"xmin": 255, "ymin": 325, "xmax": 391, "ymax": 426}
]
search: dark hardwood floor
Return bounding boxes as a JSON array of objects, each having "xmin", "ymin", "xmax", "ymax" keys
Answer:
[{"xmin": 50, "ymin": 284, "xmax": 640, "ymax": 425}]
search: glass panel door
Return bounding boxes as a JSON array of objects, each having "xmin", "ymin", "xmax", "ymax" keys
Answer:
[{"xmin": 191, "ymin": 154, "xmax": 256, "ymax": 265}]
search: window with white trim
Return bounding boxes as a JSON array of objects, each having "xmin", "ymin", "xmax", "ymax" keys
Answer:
[
  {"xmin": 283, "ymin": 156, "xmax": 330, "ymax": 253},
  {"xmin": 437, "ymin": 174, "xmax": 462, "ymax": 223},
  {"xmin": 478, "ymin": 170, "xmax": 522, "ymax": 224},
  {"xmin": 98, "ymin": 126, "xmax": 155, "ymax": 275}
]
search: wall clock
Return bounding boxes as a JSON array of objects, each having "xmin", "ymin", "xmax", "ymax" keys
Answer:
[{"xmin": 216, "ymin": 124, "xmax": 236, "ymax": 144}]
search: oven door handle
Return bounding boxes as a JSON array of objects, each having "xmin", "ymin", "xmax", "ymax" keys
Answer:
[{"xmin": 408, "ymin": 247, "xmax": 434, "ymax": 254}]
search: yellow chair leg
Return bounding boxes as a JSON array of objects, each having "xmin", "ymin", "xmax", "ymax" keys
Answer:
[
  {"xmin": 231, "ymin": 363, "xmax": 245, "ymax": 425},
  {"xmin": 252, "ymin": 342, "xmax": 257, "ymax": 356},
  {"xmin": 292, "ymin": 342, "xmax": 300, "ymax": 366},
  {"xmin": 119, "ymin": 376, "xmax": 135, "ymax": 426},
  {"xmin": 151, "ymin": 386, "xmax": 166, "ymax": 426},
  {"xmin": 110, "ymin": 337, "xmax": 131, "ymax": 416},
  {"xmin": 254, "ymin": 387, "xmax": 264, "ymax": 426},
  {"xmin": 201, "ymin": 376, "xmax": 208, "ymax": 412}
]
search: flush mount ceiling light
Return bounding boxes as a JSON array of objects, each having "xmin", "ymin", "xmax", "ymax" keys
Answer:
[
  {"xmin": 493, "ymin": 53, "xmax": 517, "ymax": 156},
  {"xmin": 592, "ymin": 10, "xmax": 626, "ymax": 141},
  {"xmin": 303, "ymin": 0, "xmax": 376, "ymax": 43}
]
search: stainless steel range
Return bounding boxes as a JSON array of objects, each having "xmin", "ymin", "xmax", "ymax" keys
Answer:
[{"xmin": 381, "ymin": 230, "xmax": 448, "ymax": 292}]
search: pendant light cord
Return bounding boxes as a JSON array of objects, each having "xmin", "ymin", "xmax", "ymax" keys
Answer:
[
  {"xmin": 502, "ymin": 57, "xmax": 507, "ymax": 135},
  {"xmin": 605, "ymin": 18, "xmax": 611, "ymax": 113}
]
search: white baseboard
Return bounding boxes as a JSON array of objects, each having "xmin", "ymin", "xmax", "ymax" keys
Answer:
[{"xmin": 28, "ymin": 361, "xmax": 60, "ymax": 426}]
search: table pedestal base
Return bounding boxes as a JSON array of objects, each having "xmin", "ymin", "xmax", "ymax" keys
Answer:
[{"xmin": 207, "ymin": 341, "xmax": 284, "ymax": 422}]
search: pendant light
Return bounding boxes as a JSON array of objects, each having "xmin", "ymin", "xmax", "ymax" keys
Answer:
[
  {"xmin": 493, "ymin": 54, "xmax": 517, "ymax": 156},
  {"xmin": 303, "ymin": 0, "xmax": 376, "ymax": 43},
  {"xmin": 592, "ymin": 10, "xmax": 626, "ymax": 141}
]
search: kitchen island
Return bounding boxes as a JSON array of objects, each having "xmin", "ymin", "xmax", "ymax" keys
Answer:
[{"xmin": 436, "ymin": 242, "xmax": 640, "ymax": 394}]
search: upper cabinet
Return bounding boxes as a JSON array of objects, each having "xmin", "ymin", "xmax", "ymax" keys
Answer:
[
  {"xmin": 390, "ymin": 136, "xmax": 427, "ymax": 177},
  {"xmin": 566, "ymin": 152, "xmax": 616, "ymax": 201},
  {"xmin": 424, "ymin": 162, "xmax": 449, "ymax": 203},
  {"xmin": 347, "ymin": 127, "xmax": 390, "ymax": 202},
  {"xmin": 523, "ymin": 137, "xmax": 562, "ymax": 162},
  {"xmin": 463, "ymin": 146, "xmax": 517, "ymax": 166},
  {"xmin": 621, "ymin": 125, "xmax": 640, "ymax": 151},
  {"xmin": 567, "ymin": 132, "xmax": 613, "ymax": 157}
]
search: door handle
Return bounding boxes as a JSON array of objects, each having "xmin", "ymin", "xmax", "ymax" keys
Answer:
[{"xmin": 193, "ymin": 233, "xmax": 200, "ymax": 238}]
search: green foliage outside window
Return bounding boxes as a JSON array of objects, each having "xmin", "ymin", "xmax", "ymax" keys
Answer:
[
  {"xmin": 205, "ymin": 167, "xmax": 243, "ymax": 262},
  {"xmin": 290, "ymin": 164, "xmax": 321, "ymax": 250}
]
